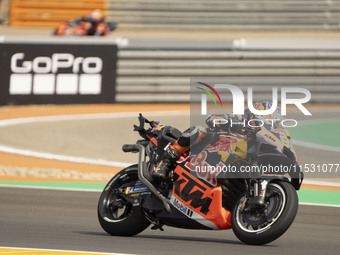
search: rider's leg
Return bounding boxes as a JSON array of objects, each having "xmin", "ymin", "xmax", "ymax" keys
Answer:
[{"xmin": 152, "ymin": 126, "xmax": 207, "ymax": 180}]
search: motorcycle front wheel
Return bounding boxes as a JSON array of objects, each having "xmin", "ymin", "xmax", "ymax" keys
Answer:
[
  {"xmin": 97, "ymin": 165, "xmax": 150, "ymax": 236},
  {"xmin": 232, "ymin": 181, "xmax": 298, "ymax": 245}
]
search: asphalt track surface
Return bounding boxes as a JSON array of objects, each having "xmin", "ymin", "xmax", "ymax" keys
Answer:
[
  {"xmin": 0, "ymin": 107, "xmax": 340, "ymax": 254},
  {"xmin": 0, "ymin": 187, "xmax": 339, "ymax": 255}
]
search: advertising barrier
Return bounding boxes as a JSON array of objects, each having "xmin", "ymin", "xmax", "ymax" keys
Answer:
[{"xmin": 0, "ymin": 39, "xmax": 118, "ymax": 105}]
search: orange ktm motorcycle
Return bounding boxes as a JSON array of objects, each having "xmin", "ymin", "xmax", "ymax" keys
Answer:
[
  {"xmin": 98, "ymin": 114, "xmax": 303, "ymax": 245},
  {"xmin": 54, "ymin": 19, "xmax": 116, "ymax": 36}
]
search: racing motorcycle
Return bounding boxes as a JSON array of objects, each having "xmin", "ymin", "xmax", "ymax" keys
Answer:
[
  {"xmin": 53, "ymin": 19, "xmax": 116, "ymax": 36},
  {"xmin": 98, "ymin": 114, "xmax": 303, "ymax": 245}
]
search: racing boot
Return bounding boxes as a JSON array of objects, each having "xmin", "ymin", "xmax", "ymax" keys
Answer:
[
  {"xmin": 152, "ymin": 142, "xmax": 188, "ymax": 181},
  {"xmin": 152, "ymin": 126, "xmax": 207, "ymax": 181}
]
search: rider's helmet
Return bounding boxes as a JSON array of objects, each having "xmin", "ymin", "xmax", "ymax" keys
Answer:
[
  {"xmin": 252, "ymin": 101, "xmax": 282, "ymax": 127},
  {"xmin": 254, "ymin": 101, "xmax": 281, "ymax": 118},
  {"xmin": 89, "ymin": 9, "xmax": 105, "ymax": 23}
]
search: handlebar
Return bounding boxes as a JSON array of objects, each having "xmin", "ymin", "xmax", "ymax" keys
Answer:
[
  {"xmin": 161, "ymin": 134, "xmax": 177, "ymax": 144},
  {"xmin": 122, "ymin": 144, "xmax": 139, "ymax": 153}
]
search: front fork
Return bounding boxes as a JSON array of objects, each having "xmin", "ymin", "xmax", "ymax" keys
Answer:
[{"xmin": 247, "ymin": 179, "xmax": 269, "ymax": 208}]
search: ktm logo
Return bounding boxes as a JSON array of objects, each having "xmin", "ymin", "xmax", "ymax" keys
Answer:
[{"xmin": 173, "ymin": 171, "xmax": 212, "ymax": 215}]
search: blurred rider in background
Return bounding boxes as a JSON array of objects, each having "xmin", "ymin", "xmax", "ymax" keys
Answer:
[
  {"xmin": 83, "ymin": 9, "xmax": 107, "ymax": 36},
  {"xmin": 54, "ymin": 9, "xmax": 116, "ymax": 36}
]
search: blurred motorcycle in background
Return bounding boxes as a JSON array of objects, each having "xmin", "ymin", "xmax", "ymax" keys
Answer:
[{"xmin": 53, "ymin": 9, "xmax": 116, "ymax": 36}]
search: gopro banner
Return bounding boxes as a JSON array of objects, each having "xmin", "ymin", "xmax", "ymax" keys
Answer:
[{"xmin": 0, "ymin": 43, "xmax": 118, "ymax": 105}]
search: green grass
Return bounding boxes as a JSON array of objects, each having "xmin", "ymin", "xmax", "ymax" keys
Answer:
[{"xmin": 289, "ymin": 120, "xmax": 340, "ymax": 148}]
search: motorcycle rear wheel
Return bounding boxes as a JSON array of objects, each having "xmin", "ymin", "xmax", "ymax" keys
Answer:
[
  {"xmin": 232, "ymin": 181, "xmax": 298, "ymax": 245},
  {"xmin": 97, "ymin": 165, "xmax": 150, "ymax": 236}
]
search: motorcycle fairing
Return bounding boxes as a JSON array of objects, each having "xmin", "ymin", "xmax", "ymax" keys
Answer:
[
  {"xmin": 176, "ymin": 135, "xmax": 249, "ymax": 187},
  {"xmin": 154, "ymin": 203, "xmax": 213, "ymax": 230},
  {"xmin": 171, "ymin": 165, "xmax": 232, "ymax": 230}
]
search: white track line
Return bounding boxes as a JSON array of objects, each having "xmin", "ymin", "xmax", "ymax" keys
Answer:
[
  {"xmin": 0, "ymin": 110, "xmax": 189, "ymax": 127},
  {"xmin": 292, "ymin": 118, "xmax": 340, "ymax": 152},
  {"xmin": 1, "ymin": 113, "xmax": 338, "ymax": 165},
  {"xmin": 0, "ymin": 110, "xmax": 189, "ymax": 167},
  {"xmin": 292, "ymin": 139, "xmax": 340, "ymax": 152},
  {"xmin": 0, "ymin": 246, "xmax": 136, "ymax": 255},
  {"xmin": 299, "ymin": 202, "xmax": 340, "ymax": 208},
  {"xmin": 0, "ymin": 184, "xmax": 101, "ymax": 192},
  {"xmin": 0, "ymin": 144, "xmax": 131, "ymax": 168},
  {"xmin": 296, "ymin": 118, "xmax": 339, "ymax": 126},
  {"xmin": 303, "ymin": 180, "xmax": 340, "ymax": 187}
]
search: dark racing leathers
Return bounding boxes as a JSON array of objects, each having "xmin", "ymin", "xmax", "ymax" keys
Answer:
[{"xmin": 152, "ymin": 114, "xmax": 237, "ymax": 181}]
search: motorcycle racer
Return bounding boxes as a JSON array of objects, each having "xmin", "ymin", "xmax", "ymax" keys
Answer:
[
  {"xmin": 98, "ymin": 103, "xmax": 302, "ymax": 245},
  {"xmin": 54, "ymin": 9, "xmax": 116, "ymax": 36},
  {"xmin": 152, "ymin": 102, "xmax": 283, "ymax": 181}
]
